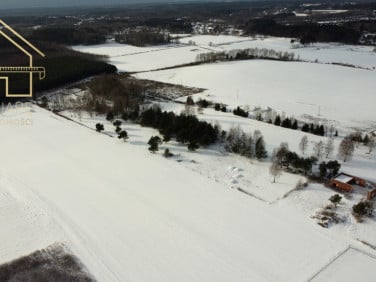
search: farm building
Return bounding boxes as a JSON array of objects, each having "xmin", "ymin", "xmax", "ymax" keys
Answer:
[{"xmin": 328, "ymin": 173, "xmax": 367, "ymax": 192}]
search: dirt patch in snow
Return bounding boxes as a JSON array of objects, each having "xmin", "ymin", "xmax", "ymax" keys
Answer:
[{"xmin": 0, "ymin": 244, "xmax": 95, "ymax": 282}]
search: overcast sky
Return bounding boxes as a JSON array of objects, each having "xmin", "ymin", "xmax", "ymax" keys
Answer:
[{"xmin": 1, "ymin": 0, "xmax": 218, "ymax": 9}]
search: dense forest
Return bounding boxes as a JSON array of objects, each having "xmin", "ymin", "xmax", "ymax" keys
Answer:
[
  {"xmin": 0, "ymin": 41, "xmax": 116, "ymax": 103},
  {"xmin": 246, "ymin": 19, "xmax": 361, "ymax": 44}
]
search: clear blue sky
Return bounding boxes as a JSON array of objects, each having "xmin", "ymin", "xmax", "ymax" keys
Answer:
[{"xmin": 1, "ymin": 0, "xmax": 227, "ymax": 9}]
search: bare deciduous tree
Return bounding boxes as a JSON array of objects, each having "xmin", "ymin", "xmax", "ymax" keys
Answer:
[
  {"xmin": 338, "ymin": 137, "xmax": 355, "ymax": 162},
  {"xmin": 314, "ymin": 141, "xmax": 325, "ymax": 159},
  {"xmin": 269, "ymin": 162, "xmax": 282, "ymax": 183},
  {"xmin": 367, "ymin": 138, "xmax": 375, "ymax": 154},
  {"xmin": 299, "ymin": 136, "xmax": 308, "ymax": 155},
  {"xmin": 325, "ymin": 139, "xmax": 334, "ymax": 158},
  {"xmin": 272, "ymin": 142, "xmax": 289, "ymax": 167}
]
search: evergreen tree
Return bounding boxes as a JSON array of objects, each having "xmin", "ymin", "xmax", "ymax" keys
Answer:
[
  {"xmin": 329, "ymin": 194, "xmax": 342, "ymax": 208},
  {"xmin": 148, "ymin": 136, "xmax": 162, "ymax": 153},
  {"xmin": 115, "ymin": 126, "xmax": 122, "ymax": 134},
  {"xmin": 274, "ymin": 115, "xmax": 281, "ymax": 126},
  {"xmin": 327, "ymin": 160, "xmax": 341, "ymax": 177},
  {"xmin": 96, "ymin": 123, "xmax": 104, "ymax": 132},
  {"xmin": 255, "ymin": 137, "xmax": 267, "ymax": 160},
  {"xmin": 113, "ymin": 120, "xmax": 122, "ymax": 127},
  {"xmin": 291, "ymin": 120, "xmax": 298, "ymax": 130},
  {"xmin": 164, "ymin": 148, "xmax": 173, "ymax": 158},
  {"xmin": 301, "ymin": 123, "xmax": 309, "ymax": 132},
  {"xmin": 118, "ymin": 130, "xmax": 129, "ymax": 141},
  {"xmin": 319, "ymin": 162, "xmax": 327, "ymax": 178},
  {"xmin": 106, "ymin": 112, "xmax": 114, "ymax": 121}
]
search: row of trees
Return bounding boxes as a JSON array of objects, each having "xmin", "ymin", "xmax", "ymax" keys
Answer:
[
  {"xmin": 196, "ymin": 47, "xmax": 297, "ymax": 64},
  {"xmin": 225, "ymin": 126, "xmax": 268, "ymax": 160},
  {"xmin": 231, "ymin": 105, "xmax": 331, "ymax": 138},
  {"xmin": 115, "ymin": 30, "xmax": 171, "ymax": 47},
  {"xmin": 140, "ymin": 106, "xmax": 218, "ymax": 150},
  {"xmin": 246, "ymin": 19, "xmax": 361, "ymax": 45},
  {"xmin": 95, "ymin": 120, "xmax": 129, "ymax": 141}
]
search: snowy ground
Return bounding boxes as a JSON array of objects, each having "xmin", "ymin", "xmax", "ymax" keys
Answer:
[
  {"xmin": 0, "ymin": 104, "xmax": 375, "ymax": 281},
  {"xmin": 311, "ymin": 247, "xmax": 376, "ymax": 282},
  {"xmin": 73, "ymin": 42, "xmax": 214, "ymax": 72}
]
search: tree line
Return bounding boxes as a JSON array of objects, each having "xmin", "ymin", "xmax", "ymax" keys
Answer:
[
  {"xmin": 246, "ymin": 19, "xmax": 361, "ymax": 45},
  {"xmin": 196, "ymin": 48, "xmax": 297, "ymax": 64}
]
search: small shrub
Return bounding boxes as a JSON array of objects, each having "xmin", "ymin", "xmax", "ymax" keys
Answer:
[
  {"xmin": 352, "ymin": 201, "xmax": 373, "ymax": 220},
  {"xmin": 113, "ymin": 120, "xmax": 122, "ymax": 127},
  {"xmin": 233, "ymin": 106, "xmax": 248, "ymax": 118},
  {"xmin": 148, "ymin": 136, "xmax": 162, "ymax": 153},
  {"xmin": 118, "ymin": 130, "xmax": 129, "ymax": 141},
  {"xmin": 329, "ymin": 194, "xmax": 342, "ymax": 208},
  {"xmin": 164, "ymin": 148, "xmax": 174, "ymax": 158},
  {"xmin": 96, "ymin": 123, "xmax": 104, "ymax": 132}
]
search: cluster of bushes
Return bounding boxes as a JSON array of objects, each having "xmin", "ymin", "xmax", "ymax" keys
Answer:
[
  {"xmin": 196, "ymin": 47, "xmax": 296, "ymax": 64},
  {"xmin": 96, "ymin": 118, "xmax": 129, "ymax": 141},
  {"xmin": 353, "ymin": 201, "xmax": 373, "ymax": 222},
  {"xmin": 272, "ymin": 115, "xmax": 298, "ymax": 130},
  {"xmin": 115, "ymin": 30, "xmax": 170, "ymax": 47},
  {"xmin": 301, "ymin": 123, "xmax": 325, "ymax": 136},
  {"xmin": 88, "ymin": 75, "xmax": 144, "ymax": 114},
  {"xmin": 214, "ymin": 103, "xmax": 227, "ymax": 112},
  {"xmin": 273, "ymin": 143, "xmax": 317, "ymax": 175},
  {"xmin": 233, "ymin": 107, "xmax": 248, "ymax": 118},
  {"xmin": 140, "ymin": 106, "xmax": 218, "ymax": 149},
  {"xmin": 230, "ymin": 108, "xmax": 329, "ymax": 138},
  {"xmin": 319, "ymin": 161, "xmax": 341, "ymax": 178},
  {"xmin": 246, "ymin": 19, "xmax": 361, "ymax": 44},
  {"xmin": 270, "ymin": 115, "xmax": 324, "ymax": 137},
  {"xmin": 313, "ymin": 194, "xmax": 345, "ymax": 228},
  {"xmin": 225, "ymin": 127, "xmax": 268, "ymax": 160}
]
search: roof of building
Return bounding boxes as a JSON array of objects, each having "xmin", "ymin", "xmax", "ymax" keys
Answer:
[{"xmin": 334, "ymin": 174, "xmax": 353, "ymax": 183}]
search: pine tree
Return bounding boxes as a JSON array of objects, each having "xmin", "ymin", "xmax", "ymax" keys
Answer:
[
  {"xmin": 329, "ymin": 194, "xmax": 342, "ymax": 208},
  {"xmin": 96, "ymin": 123, "xmax": 104, "ymax": 132},
  {"xmin": 118, "ymin": 130, "xmax": 129, "ymax": 141},
  {"xmin": 274, "ymin": 115, "xmax": 281, "ymax": 126},
  {"xmin": 255, "ymin": 137, "xmax": 267, "ymax": 160},
  {"xmin": 148, "ymin": 136, "xmax": 162, "ymax": 153},
  {"xmin": 113, "ymin": 120, "xmax": 122, "ymax": 127},
  {"xmin": 292, "ymin": 120, "xmax": 298, "ymax": 130},
  {"xmin": 106, "ymin": 112, "xmax": 114, "ymax": 121}
]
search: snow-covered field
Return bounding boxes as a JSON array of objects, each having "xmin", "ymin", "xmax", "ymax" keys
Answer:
[
  {"xmin": 73, "ymin": 35, "xmax": 376, "ymax": 72},
  {"xmin": 179, "ymin": 35, "xmax": 376, "ymax": 70},
  {"xmin": 73, "ymin": 42, "xmax": 213, "ymax": 72},
  {"xmin": 136, "ymin": 60, "xmax": 376, "ymax": 130},
  {"xmin": 0, "ymin": 104, "xmax": 375, "ymax": 281}
]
